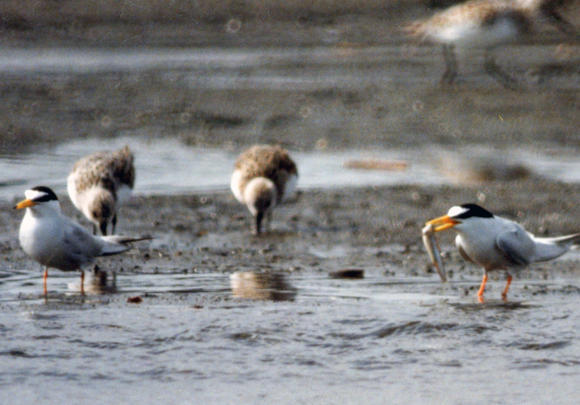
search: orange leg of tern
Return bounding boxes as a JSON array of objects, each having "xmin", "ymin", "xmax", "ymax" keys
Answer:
[
  {"xmin": 477, "ymin": 273, "xmax": 488, "ymax": 303},
  {"xmin": 80, "ymin": 270, "xmax": 85, "ymax": 295},
  {"xmin": 43, "ymin": 267, "xmax": 48, "ymax": 296},
  {"xmin": 501, "ymin": 274, "xmax": 512, "ymax": 301}
]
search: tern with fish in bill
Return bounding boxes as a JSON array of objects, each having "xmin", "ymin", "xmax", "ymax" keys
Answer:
[{"xmin": 425, "ymin": 203, "xmax": 579, "ymax": 301}]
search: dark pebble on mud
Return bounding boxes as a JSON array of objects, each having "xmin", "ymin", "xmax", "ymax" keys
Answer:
[
  {"xmin": 329, "ymin": 269, "xmax": 365, "ymax": 279},
  {"xmin": 127, "ymin": 296, "xmax": 143, "ymax": 304}
]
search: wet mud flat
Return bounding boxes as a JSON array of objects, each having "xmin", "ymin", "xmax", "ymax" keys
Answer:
[
  {"xmin": 0, "ymin": 43, "xmax": 578, "ymax": 154},
  {"xmin": 1, "ymin": 0, "xmax": 579, "ymax": 48},
  {"xmin": 2, "ymin": 177, "xmax": 580, "ymax": 284},
  {"xmin": 1, "ymin": 178, "xmax": 580, "ymax": 404},
  {"xmin": 0, "ymin": 2, "xmax": 578, "ymax": 154}
]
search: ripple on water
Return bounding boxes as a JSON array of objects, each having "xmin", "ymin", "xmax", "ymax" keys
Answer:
[
  {"xmin": 449, "ymin": 301, "xmax": 536, "ymax": 312},
  {"xmin": 373, "ymin": 320, "xmax": 462, "ymax": 338},
  {"xmin": 514, "ymin": 358, "xmax": 580, "ymax": 370},
  {"xmin": 0, "ymin": 349, "xmax": 73, "ymax": 360},
  {"xmin": 32, "ymin": 334, "xmax": 61, "ymax": 340},
  {"xmin": 508, "ymin": 340, "xmax": 571, "ymax": 351},
  {"xmin": 0, "ymin": 271, "xmax": 578, "ymax": 403},
  {"xmin": 0, "ymin": 349, "xmax": 34, "ymax": 358},
  {"xmin": 68, "ymin": 339, "xmax": 127, "ymax": 350}
]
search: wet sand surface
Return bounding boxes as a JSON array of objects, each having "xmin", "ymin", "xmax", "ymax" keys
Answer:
[{"xmin": 1, "ymin": 1, "xmax": 580, "ymax": 403}]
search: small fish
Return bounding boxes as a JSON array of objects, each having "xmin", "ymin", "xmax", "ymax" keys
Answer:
[{"xmin": 422, "ymin": 223, "xmax": 447, "ymax": 282}]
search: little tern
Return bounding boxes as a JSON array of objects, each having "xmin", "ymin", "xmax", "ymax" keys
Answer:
[
  {"xmin": 426, "ymin": 203, "xmax": 580, "ymax": 301},
  {"xmin": 15, "ymin": 186, "xmax": 149, "ymax": 295}
]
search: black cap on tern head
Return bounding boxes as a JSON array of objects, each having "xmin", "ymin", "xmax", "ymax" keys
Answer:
[
  {"xmin": 449, "ymin": 203, "xmax": 494, "ymax": 219},
  {"xmin": 30, "ymin": 186, "xmax": 59, "ymax": 202}
]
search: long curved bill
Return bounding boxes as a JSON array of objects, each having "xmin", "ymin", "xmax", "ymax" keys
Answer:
[
  {"xmin": 425, "ymin": 214, "xmax": 458, "ymax": 232},
  {"xmin": 14, "ymin": 199, "xmax": 36, "ymax": 210}
]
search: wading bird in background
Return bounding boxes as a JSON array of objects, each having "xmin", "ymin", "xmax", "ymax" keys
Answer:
[
  {"xmin": 405, "ymin": 0, "xmax": 577, "ymax": 88},
  {"xmin": 231, "ymin": 145, "xmax": 298, "ymax": 235},
  {"xmin": 67, "ymin": 145, "xmax": 135, "ymax": 235}
]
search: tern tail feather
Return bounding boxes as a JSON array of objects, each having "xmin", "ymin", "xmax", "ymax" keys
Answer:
[
  {"xmin": 533, "ymin": 232, "xmax": 580, "ymax": 245},
  {"xmin": 532, "ymin": 232, "xmax": 580, "ymax": 263},
  {"xmin": 102, "ymin": 235, "xmax": 153, "ymax": 244},
  {"xmin": 99, "ymin": 235, "xmax": 152, "ymax": 256}
]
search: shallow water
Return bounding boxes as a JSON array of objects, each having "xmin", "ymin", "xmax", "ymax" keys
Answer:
[
  {"xmin": 0, "ymin": 269, "xmax": 579, "ymax": 404},
  {"xmin": 0, "ymin": 136, "xmax": 579, "ymax": 201}
]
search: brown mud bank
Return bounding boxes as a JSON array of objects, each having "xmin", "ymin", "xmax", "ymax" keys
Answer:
[
  {"xmin": 0, "ymin": 69, "xmax": 578, "ymax": 153},
  {"xmin": 0, "ymin": 1, "xmax": 427, "ymax": 47},
  {"xmin": 0, "ymin": 2, "xmax": 576, "ymax": 153},
  {"xmin": 1, "ymin": 0, "xmax": 578, "ymax": 47},
  {"xmin": 2, "ymin": 177, "xmax": 579, "ymax": 299}
]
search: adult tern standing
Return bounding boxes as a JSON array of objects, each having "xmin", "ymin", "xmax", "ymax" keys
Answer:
[{"xmin": 425, "ymin": 203, "xmax": 579, "ymax": 301}]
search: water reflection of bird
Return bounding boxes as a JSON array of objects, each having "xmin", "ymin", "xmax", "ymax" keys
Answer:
[
  {"xmin": 230, "ymin": 271, "xmax": 296, "ymax": 301},
  {"xmin": 405, "ymin": 0, "xmax": 577, "ymax": 88},
  {"xmin": 426, "ymin": 203, "xmax": 580, "ymax": 302},
  {"xmin": 68, "ymin": 266, "xmax": 118, "ymax": 295},
  {"xmin": 231, "ymin": 145, "xmax": 298, "ymax": 234},
  {"xmin": 15, "ymin": 186, "xmax": 149, "ymax": 295},
  {"xmin": 67, "ymin": 145, "xmax": 135, "ymax": 235}
]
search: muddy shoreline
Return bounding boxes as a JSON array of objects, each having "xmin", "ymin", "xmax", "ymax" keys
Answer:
[
  {"xmin": 0, "ymin": 0, "xmax": 577, "ymax": 299},
  {"xmin": 1, "ymin": 0, "xmax": 578, "ymax": 48},
  {"xmin": 3, "ymin": 177, "xmax": 579, "ymax": 299},
  {"xmin": 0, "ymin": 4, "xmax": 578, "ymax": 153}
]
